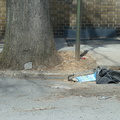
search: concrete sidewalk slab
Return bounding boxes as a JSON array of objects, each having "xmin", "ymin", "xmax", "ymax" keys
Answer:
[{"xmin": 55, "ymin": 38, "xmax": 120, "ymax": 69}]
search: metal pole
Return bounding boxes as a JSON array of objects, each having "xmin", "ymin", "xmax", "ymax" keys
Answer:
[{"xmin": 75, "ymin": 0, "xmax": 81, "ymax": 61}]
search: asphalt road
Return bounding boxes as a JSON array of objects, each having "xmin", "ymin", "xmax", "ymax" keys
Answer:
[{"xmin": 0, "ymin": 77, "xmax": 120, "ymax": 120}]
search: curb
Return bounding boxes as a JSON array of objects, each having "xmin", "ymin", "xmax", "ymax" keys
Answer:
[
  {"xmin": 0, "ymin": 70, "xmax": 78, "ymax": 80},
  {"xmin": 0, "ymin": 65, "xmax": 119, "ymax": 80}
]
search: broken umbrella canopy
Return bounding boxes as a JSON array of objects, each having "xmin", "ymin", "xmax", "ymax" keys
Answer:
[{"xmin": 96, "ymin": 68, "xmax": 120, "ymax": 84}]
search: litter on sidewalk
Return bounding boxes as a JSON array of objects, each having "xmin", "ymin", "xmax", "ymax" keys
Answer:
[
  {"xmin": 68, "ymin": 69, "xmax": 96, "ymax": 83},
  {"xmin": 68, "ymin": 73, "xmax": 96, "ymax": 82},
  {"xmin": 68, "ymin": 67, "xmax": 120, "ymax": 84},
  {"xmin": 98, "ymin": 96, "xmax": 112, "ymax": 100},
  {"xmin": 96, "ymin": 67, "xmax": 120, "ymax": 84},
  {"xmin": 76, "ymin": 73, "xmax": 96, "ymax": 82}
]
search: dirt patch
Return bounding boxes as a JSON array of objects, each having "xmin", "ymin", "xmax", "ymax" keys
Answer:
[
  {"xmin": 46, "ymin": 51, "xmax": 97, "ymax": 71},
  {"xmin": 33, "ymin": 83, "xmax": 120, "ymax": 102},
  {"xmin": 60, "ymin": 83, "xmax": 120, "ymax": 98}
]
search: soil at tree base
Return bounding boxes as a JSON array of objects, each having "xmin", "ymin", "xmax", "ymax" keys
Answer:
[{"xmin": 39, "ymin": 51, "xmax": 97, "ymax": 72}]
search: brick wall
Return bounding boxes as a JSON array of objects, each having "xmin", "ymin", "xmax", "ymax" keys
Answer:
[
  {"xmin": 0, "ymin": 0, "xmax": 6, "ymax": 37},
  {"xmin": 50, "ymin": 0, "xmax": 77, "ymax": 37},
  {"xmin": 50, "ymin": 0, "xmax": 120, "ymax": 37},
  {"xmin": 0, "ymin": 0, "xmax": 120, "ymax": 38}
]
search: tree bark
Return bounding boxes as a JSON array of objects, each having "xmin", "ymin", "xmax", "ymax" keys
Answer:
[{"xmin": 0, "ymin": 0, "xmax": 61, "ymax": 70}]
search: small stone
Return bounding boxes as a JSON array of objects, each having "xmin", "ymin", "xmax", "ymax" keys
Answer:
[{"xmin": 24, "ymin": 62, "xmax": 32, "ymax": 70}]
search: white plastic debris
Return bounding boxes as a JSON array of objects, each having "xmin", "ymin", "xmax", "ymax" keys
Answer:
[
  {"xmin": 24, "ymin": 62, "xmax": 33, "ymax": 70},
  {"xmin": 98, "ymin": 96, "xmax": 112, "ymax": 100}
]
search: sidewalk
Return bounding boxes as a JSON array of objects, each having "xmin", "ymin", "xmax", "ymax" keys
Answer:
[{"xmin": 55, "ymin": 37, "xmax": 120, "ymax": 69}]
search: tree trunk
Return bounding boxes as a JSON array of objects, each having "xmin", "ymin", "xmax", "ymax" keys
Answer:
[{"xmin": 0, "ymin": 0, "xmax": 61, "ymax": 70}]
